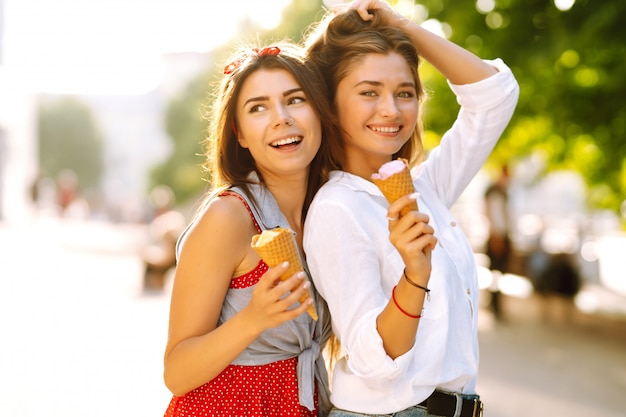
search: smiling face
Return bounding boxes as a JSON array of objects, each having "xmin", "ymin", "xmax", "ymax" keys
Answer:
[
  {"xmin": 334, "ymin": 52, "xmax": 419, "ymax": 177},
  {"xmin": 235, "ymin": 68, "xmax": 322, "ymax": 182}
]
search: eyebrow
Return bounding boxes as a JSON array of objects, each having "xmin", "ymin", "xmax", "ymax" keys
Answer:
[
  {"xmin": 354, "ymin": 80, "xmax": 416, "ymax": 89},
  {"xmin": 243, "ymin": 87, "xmax": 304, "ymax": 107}
]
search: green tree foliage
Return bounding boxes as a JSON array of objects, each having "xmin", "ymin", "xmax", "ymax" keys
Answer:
[
  {"xmin": 270, "ymin": 0, "xmax": 327, "ymax": 42},
  {"xmin": 417, "ymin": 0, "xmax": 626, "ymax": 212},
  {"xmin": 156, "ymin": 0, "xmax": 625, "ymax": 215},
  {"xmin": 149, "ymin": 72, "xmax": 212, "ymax": 205},
  {"xmin": 38, "ymin": 97, "xmax": 104, "ymax": 189}
]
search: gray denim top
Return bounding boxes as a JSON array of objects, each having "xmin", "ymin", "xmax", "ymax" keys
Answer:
[{"xmin": 176, "ymin": 177, "xmax": 331, "ymax": 415}]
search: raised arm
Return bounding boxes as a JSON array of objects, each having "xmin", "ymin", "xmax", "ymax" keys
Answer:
[{"xmin": 349, "ymin": 0, "xmax": 497, "ymax": 84}]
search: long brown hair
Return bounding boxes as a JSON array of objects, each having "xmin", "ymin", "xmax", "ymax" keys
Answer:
[
  {"xmin": 303, "ymin": 8, "xmax": 427, "ymax": 367},
  {"xmin": 202, "ymin": 41, "xmax": 341, "ymax": 219},
  {"xmin": 305, "ymin": 9, "xmax": 426, "ymax": 169}
]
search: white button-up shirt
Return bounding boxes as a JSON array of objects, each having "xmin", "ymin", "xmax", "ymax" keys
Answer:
[{"xmin": 303, "ymin": 59, "xmax": 519, "ymax": 415}]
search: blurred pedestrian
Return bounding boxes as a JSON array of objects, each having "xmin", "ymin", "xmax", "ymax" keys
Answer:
[
  {"xmin": 55, "ymin": 169, "xmax": 89, "ymax": 219},
  {"xmin": 533, "ymin": 249, "xmax": 581, "ymax": 325},
  {"xmin": 303, "ymin": 1, "xmax": 519, "ymax": 415},
  {"xmin": 534, "ymin": 252, "xmax": 581, "ymax": 298},
  {"xmin": 483, "ymin": 165, "xmax": 512, "ymax": 319},
  {"xmin": 56, "ymin": 169, "xmax": 79, "ymax": 214},
  {"xmin": 142, "ymin": 185, "xmax": 185, "ymax": 291},
  {"xmin": 162, "ymin": 41, "xmax": 341, "ymax": 416}
]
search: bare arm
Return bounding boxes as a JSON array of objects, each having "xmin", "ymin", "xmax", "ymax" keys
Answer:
[{"xmin": 163, "ymin": 196, "xmax": 312, "ymax": 396}]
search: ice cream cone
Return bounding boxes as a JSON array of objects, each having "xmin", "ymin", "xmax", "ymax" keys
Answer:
[
  {"xmin": 251, "ymin": 228, "xmax": 318, "ymax": 320},
  {"xmin": 372, "ymin": 158, "xmax": 418, "ymax": 217}
]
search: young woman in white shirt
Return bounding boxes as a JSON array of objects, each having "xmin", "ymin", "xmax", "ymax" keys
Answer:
[{"xmin": 303, "ymin": 1, "xmax": 519, "ymax": 416}]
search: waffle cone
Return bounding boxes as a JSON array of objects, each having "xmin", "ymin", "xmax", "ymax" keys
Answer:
[
  {"xmin": 372, "ymin": 158, "xmax": 418, "ymax": 217},
  {"xmin": 251, "ymin": 228, "xmax": 318, "ymax": 320}
]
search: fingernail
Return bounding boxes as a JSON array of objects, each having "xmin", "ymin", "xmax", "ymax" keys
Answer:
[
  {"xmin": 409, "ymin": 192, "xmax": 420, "ymax": 200},
  {"xmin": 282, "ymin": 261, "xmax": 289, "ymax": 268},
  {"xmin": 297, "ymin": 272, "xmax": 306, "ymax": 280},
  {"xmin": 303, "ymin": 281, "xmax": 310, "ymax": 289}
]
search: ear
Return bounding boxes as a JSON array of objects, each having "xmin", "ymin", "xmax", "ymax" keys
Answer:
[{"xmin": 237, "ymin": 135, "xmax": 249, "ymax": 149}]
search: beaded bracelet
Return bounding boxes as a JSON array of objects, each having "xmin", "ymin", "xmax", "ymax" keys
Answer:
[
  {"xmin": 391, "ymin": 285, "xmax": 421, "ymax": 319},
  {"xmin": 403, "ymin": 268, "xmax": 431, "ymax": 302}
]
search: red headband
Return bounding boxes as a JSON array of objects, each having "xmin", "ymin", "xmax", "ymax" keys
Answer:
[{"xmin": 223, "ymin": 46, "xmax": 281, "ymax": 75}]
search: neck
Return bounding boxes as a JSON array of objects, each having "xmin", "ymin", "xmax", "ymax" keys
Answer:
[
  {"xmin": 264, "ymin": 177, "xmax": 307, "ymax": 248},
  {"xmin": 343, "ymin": 156, "xmax": 392, "ymax": 181}
]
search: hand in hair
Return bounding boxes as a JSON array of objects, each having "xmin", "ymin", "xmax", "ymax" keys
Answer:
[
  {"xmin": 347, "ymin": 0, "xmax": 497, "ymax": 84},
  {"xmin": 348, "ymin": 0, "xmax": 407, "ymax": 27}
]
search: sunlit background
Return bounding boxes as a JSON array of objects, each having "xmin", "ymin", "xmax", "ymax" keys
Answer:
[
  {"xmin": 3, "ymin": 0, "xmax": 291, "ymax": 95},
  {"xmin": 1, "ymin": 0, "xmax": 625, "ymax": 416},
  {"xmin": 0, "ymin": 0, "xmax": 294, "ymax": 223}
]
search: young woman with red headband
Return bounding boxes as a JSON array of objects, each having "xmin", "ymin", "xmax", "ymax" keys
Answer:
[{"xmin": 162, "ymin": 42, "xmax": 341, "ymax": 417}]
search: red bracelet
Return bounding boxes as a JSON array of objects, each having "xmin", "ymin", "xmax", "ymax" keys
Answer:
[{"xmin": 391, "ymin": 286, "xmax": 421, "ymax": 319}]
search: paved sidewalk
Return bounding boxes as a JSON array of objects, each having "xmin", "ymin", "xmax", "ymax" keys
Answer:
[
  {"xmin": 476, "ymin": 299, "xmax": 626, "ymax": 417},
  {"xmin": 0, "ymin": 218, "xmax": 172, "ymax": 416},
  {"xmin": 1, "ymin": 218, "xmax": 625, "ymax": 416}
]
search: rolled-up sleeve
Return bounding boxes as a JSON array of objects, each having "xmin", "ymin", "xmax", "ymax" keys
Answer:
[
  {"xmin": 449, "ymin": 58, "xmax": 519, "ymax": 110},
  {"xmin": 423, "ymin": 58, "xmax": 520, "ymax": 208}
]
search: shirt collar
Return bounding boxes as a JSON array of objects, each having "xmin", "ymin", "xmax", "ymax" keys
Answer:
[{"xmin": 329, "ymin": 170, "xmax": 385, "ymax": 197}]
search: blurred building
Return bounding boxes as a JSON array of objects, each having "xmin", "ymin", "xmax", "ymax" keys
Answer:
[
  {"xmin": 76, "ymin": 51, "xmax": 212, "ymax": 222},
  {"xmin": 0, "ymin": 0, "xmax": 213, "ymax": 223}
]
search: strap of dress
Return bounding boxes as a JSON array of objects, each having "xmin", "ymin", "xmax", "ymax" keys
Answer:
[{"xmin": 220, "ymin": 189, "xmax": 263, "ymax": 233}]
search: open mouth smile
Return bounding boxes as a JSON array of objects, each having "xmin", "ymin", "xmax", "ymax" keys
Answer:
[
  {"xmin": 369, "ymin": 126, "xmax": 401, "ymax": 134},
  {"xmin": 270, "ymin": 136, "xmax": 303, "ymax": 148}
]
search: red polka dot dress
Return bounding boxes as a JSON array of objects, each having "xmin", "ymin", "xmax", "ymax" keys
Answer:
[{"xmin": 163, "ymin": 191, "xmax": 320, "ymax": 417}]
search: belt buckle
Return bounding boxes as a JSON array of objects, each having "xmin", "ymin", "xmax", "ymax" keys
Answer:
[{"xmin": 472, "ymin": 398, "xmax": 483, "ymax": 417}]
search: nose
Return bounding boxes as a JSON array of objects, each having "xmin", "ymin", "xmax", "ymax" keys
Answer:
[
  {"xmin": 273, "ymin": 114, "xmax": 294, "ymax": 128},
  {"xmin": 378, "ymin": 94, "xmax": 401, "ymax": 118},
  {"xmin": 273, "ymin": 105, "xmax": 295, "ymax": 128}
]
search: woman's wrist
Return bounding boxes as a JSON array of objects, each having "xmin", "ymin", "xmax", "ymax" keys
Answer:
[{"xmin": 403, "ymin": 268, "xmax": 431, "ymax": 301}]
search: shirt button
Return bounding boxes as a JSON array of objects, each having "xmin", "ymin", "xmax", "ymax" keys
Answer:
[
  {"xmin": 467, "ymin": 288, "xmax": 471, "ymax": 294},
  {"xmin": 451, "ymin": 221, "xmax": 457, "ymax": 227}
]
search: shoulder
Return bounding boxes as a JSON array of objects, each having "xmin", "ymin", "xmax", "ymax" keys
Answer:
[
  {"xmin": 180, "ymin": 192, "xmax": 255, "ymax": 254},
  {"xmin": 312, "ymin": 173, "xmax": 368, "ymax": 211},
  {"xmin": 316, "ymin": 171, "xmax": 375, "ymax": 198},
  {"xmin": 201, "ymin": 192, "xmax": 253, "ymax": 232},
  {"xmin": 196, "ymin": 191, "xmax": 250, "ymax": 223},
  {"xmin": 307, "ymin": 173, "xmax": 383, "ymax": 230}
]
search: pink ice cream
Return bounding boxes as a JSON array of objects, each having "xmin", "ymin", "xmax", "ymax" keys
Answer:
[
  {"xmin": 371, "ymin": 158, "xmax": 418, "ymax": 217},
  {"xmin": 371, "ymin": 159, "xmax": 407, "ymax": 181}
]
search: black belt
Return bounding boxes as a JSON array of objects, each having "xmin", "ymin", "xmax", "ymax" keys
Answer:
[{"xmin": 418, "ymin": 390, "xmax": 483, "ymax": 417}]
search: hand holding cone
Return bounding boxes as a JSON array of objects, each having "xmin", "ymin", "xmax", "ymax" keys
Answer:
[
  {"xmin": 251, "ymin": 228, "xmax": 318, "ymax": 320},
  {"xmin": 371, "ymin": 158, "xmax": 418, "ymax": 217}
]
